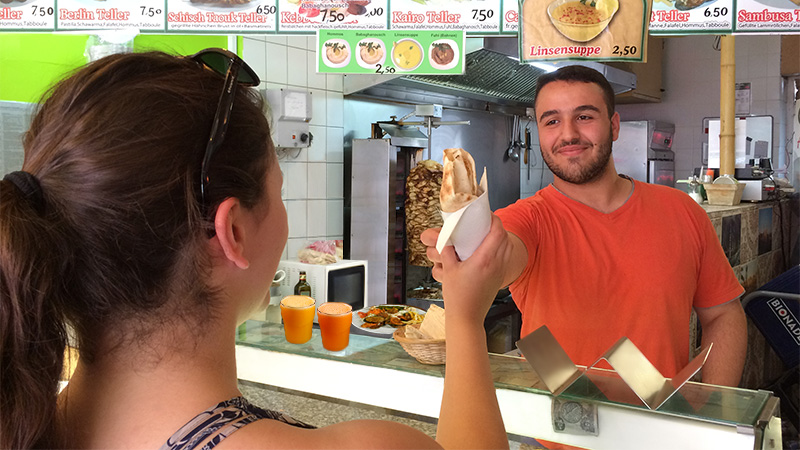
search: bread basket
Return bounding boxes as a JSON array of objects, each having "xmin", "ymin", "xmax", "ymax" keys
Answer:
[{"xmin": 393, "ymin": 323, "xmax": 446, "ymax": 365}]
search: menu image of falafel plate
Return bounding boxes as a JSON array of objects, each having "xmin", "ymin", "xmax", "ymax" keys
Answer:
[
  {"xmin": 278, "ymin": 0, "xmax": 387, "ymax": 31},
  {"xmin": 352, "ymin": 305, "xmax": 425, "ymax": 335},
  {"xmin": 183, "ymin": 0, "xmax": 263, "ymax": 12}
]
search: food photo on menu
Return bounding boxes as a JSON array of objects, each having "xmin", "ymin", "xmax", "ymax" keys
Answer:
[
  {"xmin": 356, "ymin": 38, "xmax": 385, "ymax": 68},
  {"xmin": 429, "ymin": 40, "xmax": 458, "ymax": 70},
  {"xmin": 322, "ymin": 39, "xmax": 351, "ymax": 67},
  {"xmin": 283, "ymin": 0, "xmax": 372, "ymax": 20}
]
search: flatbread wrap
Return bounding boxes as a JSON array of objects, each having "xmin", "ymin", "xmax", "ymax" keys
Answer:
[{"xmin": 440, "ymin": 148, "xmax": 483, "ymax": 212}]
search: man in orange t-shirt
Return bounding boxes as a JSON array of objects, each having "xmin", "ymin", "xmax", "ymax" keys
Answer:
[
  {"xmin": 422, "ymin": 65, "xmax": 747, "ymax": 450},
  {"xmin": 491, "ymin": 65, "xmax": 746, "ymax": 386}
]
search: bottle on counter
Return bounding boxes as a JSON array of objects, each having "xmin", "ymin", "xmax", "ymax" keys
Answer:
[{"xmin": 294, "ymin": 271, "xmax": 312, "ymax": 297}]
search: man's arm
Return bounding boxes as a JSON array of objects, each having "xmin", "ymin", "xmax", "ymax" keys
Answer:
[
  {"xmin": 695, "ymin": 298, "xmax": 748, "ymax": 386},
  {"xmin": 502, "ymin": 231, "xmax": 528, "ymax": 288}
]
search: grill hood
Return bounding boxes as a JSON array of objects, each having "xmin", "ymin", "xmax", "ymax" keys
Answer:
[{"xmin": 343, "ymin": 37, "xmax": 637, "ymax": 115}]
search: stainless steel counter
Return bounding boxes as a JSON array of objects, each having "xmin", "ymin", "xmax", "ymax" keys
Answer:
[{"xmin": 235, "ymin": 320, "xmax": 782, "ymax": 450}]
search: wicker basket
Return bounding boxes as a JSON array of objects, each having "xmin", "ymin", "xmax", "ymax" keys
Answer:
[
  {"xmin": 393, "ymin": 324, "xmax": 446, "ymax": 365},
  {"xmin": 703, "ymin": 182, "xmax": 745, "ymax": 206}
]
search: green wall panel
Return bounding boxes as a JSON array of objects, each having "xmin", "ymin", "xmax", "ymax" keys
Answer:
[{"xmin": 0, "ymin": 34, "xmax": 228, "ymax": 103}]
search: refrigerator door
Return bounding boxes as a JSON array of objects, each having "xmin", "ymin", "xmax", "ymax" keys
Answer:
[
  {"xmin": 649, "ymin": 159, "xmax": 675, "ymax": 187},
  {"xmin": 350, "ymin": 139, "xmax": 395, "ymax": 308},
  {"xmin": 613, "ymin": 121, "xmax": 648, "ymax": 183}
]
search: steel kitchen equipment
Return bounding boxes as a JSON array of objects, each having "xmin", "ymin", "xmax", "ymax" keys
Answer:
[{"xmin": 613, "ymin": 120, "xmax": 676, "ymax": 187}]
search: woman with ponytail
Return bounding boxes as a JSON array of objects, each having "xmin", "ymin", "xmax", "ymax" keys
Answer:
[{"xmin": 0, "ymin": 49, "xmax": 509, "ymax": 450}]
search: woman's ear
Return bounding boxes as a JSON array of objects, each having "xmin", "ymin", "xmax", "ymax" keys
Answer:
[{"xmin": 213, "ymin": 198, "xmax": 250, "ymax": 269}]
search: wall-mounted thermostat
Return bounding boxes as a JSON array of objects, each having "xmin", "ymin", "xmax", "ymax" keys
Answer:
[{"xmin": 265, "ymin": 89, "xmax": 312, "ymax": 148}]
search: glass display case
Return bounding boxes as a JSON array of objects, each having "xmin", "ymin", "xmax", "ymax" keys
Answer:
[{"xmin": 235, "ymin": 321, "xmax": 781, "ymax": 450}]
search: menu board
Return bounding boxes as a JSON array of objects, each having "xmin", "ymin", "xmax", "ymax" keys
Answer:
[
  {"xmin": 649, "ymin": 0, "xmax": 734, "ymax": 34},
  {"xmin": 389, "ymin": 0, "xmax": 502, "ymax": 33},
  {"xmin": 56, "ymin": 0, "xmax": 165, "ymax": 31},
  {"xmin": 317, "ymin": 29, "xmax": 465, "ymax": 74},
  {"xmin": 519, "ymin": 0, "xmax": 651, "ymax": 62},
  {"xmin": 0, "ymin": 0, "xmax": 55, "ymax": 31},
  {"xmin": 734, "ymin": 0, "xmax": 800, "ymax": 32},
  {"xmin": 277, "ymin": 0, "xmax": 387, "ymax": 32},
  {"xmin": 167, "ymin": 0, "xmax": 277, "ymax": 32},
  {"xmin": 501, "ymin": 0, "xmax": 519, "ymax": 32}
]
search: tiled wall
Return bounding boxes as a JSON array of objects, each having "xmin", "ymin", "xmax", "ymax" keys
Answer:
[
  {"xmin": 241, "ymin": 36, "xmax": 345, "ymax": 261},
  {"xmin": 616, "ymin": 35, "xmax": 786, "ymax": 183}
]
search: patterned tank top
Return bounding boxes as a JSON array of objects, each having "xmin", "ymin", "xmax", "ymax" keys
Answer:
[{"xmin": 159, "ymin": 396, "xmax": 315, "ymax": 450}]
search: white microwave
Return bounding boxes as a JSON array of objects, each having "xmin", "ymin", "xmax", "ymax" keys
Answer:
[{"xmin": 276, "ymin": 259, "xmax": 370, "ymax": 319}]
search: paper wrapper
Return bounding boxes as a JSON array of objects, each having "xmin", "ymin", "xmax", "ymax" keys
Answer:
[{"xmin": 435, "ymin": 168, "xmax": 490, "ymax": 260}]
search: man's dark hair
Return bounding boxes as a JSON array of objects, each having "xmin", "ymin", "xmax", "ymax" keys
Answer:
[{"xmin": 533, "ymin": 64, "xmax": 616, "ymax": 118}]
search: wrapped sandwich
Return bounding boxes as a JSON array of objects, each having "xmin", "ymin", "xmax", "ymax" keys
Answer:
[
  {"xmin": 440, "ymin": 148, "xmax": 484, "ymax": 212},
  {"xmin": 435, "ymin": 148, "xmax": 491, "ymax": 260}
]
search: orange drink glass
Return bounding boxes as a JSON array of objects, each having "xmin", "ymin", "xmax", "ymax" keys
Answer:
[
  {"xmin": 317, "ymin": 302, "xmax": 353, "ymax": 351},
  {"xmin": 280, "ymin": 295, "xmax": 315, "ymax": 344}
]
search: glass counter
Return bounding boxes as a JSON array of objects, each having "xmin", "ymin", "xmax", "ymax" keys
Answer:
[{"xmin": 236, "ymin": 320, "xmax": 780, "ymax": 450}]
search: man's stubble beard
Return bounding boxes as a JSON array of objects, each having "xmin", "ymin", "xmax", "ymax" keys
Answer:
[{"xmin": 541, "ymin": 127, "xmax": 614, "ymax": 185}]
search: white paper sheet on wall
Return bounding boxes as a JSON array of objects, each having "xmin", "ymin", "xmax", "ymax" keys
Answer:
[{"xmin": 707, "ymin": 119, "xmax": 747, "ymax": 169}]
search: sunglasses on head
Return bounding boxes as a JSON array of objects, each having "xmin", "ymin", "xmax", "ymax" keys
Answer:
[{"xmin": 189, "ymin": 48, "xmax": 260, "ymax": 213}]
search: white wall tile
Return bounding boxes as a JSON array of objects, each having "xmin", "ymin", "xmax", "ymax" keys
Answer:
[
  {"xmin": 326, "ymin": 91, "xmax": 344, "ymax": 127},
  {"xmin": 242, "ymin": 39, "xmax": 267, "ymax": 81},
  {"xmin": 287, "ymin": 36, "xmax": 307, "ymax": 49},
  {"xmin": 307, "ymin": 50, "xmax": 327, "ymax": 90},
  {"xmin": 311, "ymin": 91, "xmax": 327, "ymax": 126},
  {"xmin": 266, "ymin": 36, "xmax": 287, "ymax": 45},
  {"xmin": 306, "ymin": 36, "xmax": 317, "ymax": 51},
  {"xmin": 284, "ymin": 162, "xmax": 308, "ymax": 199},
  {"xmin": 307, "ymin": 200, "xmax": 328, "ymax": 237},
  {"xmin": 326, "ymin": 127, "xmax": 344, "ymax": 163},
  {"xmin": 307, "ymin": 162, "xmax": 327, "ymax": 199},
  {"xmin": 326, "ymin": 163, "xmax": 344, "ymax": 198},
  {"xmin": 265, "ymin": 43, "xmax": 288, "ymax": 85},
  {"xmin": 286, "ymin": 47, "xmax": 308, "ymax": 88},
  {"xmin": 327, "ymin": 199, "xmax": 344, "ymax": 236},
  {"xmin": 287, "ymin": 200, "xmax": 307, "ymax": 238},
  {"xmin": 326, "ymin": 73, "xmax": 343, "ymax": 92},
  {"xmin": 307, "ymin": 126, "xmax": 327, "ymax": 161},
  {"xmin": 287, "ymin": 238, "xmax": 306, "ymax": 259}
]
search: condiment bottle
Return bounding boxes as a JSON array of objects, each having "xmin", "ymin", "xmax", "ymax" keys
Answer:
[
  {"xmin": 294, "ymin": 271, "xmax": 312, "ymax": 297},
  {"xmin": 702, "ymin": 169, "xmax": 714, "ymax": 184}
]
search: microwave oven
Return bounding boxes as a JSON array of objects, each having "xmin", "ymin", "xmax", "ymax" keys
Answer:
[{"xmin": 276, "ymin": 259, "xmax": 370, "ymax": 320}]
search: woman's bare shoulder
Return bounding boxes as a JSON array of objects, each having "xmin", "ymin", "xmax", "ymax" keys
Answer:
[{"xmin": 214, "ymin": 418, "xmax": 442, "ymax": 450}]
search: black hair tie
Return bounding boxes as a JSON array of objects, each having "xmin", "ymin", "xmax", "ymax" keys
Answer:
[{"xmin": 3, "ymin": 171, "xmax": 46, "ymax": 215}]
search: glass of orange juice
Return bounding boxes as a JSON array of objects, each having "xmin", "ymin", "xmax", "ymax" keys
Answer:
[
  {"xmin": 280, "ymin": 295, "xmax": 316, "ymax": 344},
  {"xmin": 317, "ymin": 302, "xmax": 353, "ymax": 351}
]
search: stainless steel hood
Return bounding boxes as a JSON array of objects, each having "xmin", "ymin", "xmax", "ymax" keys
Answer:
[{"xmin": 343, "ymin": 37, "xmax": 637, "ymax": 115}]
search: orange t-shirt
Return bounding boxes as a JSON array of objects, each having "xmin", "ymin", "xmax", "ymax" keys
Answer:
[{"xmin": 496, "ymin": 180, "xmax": 743, "ymax": 377}]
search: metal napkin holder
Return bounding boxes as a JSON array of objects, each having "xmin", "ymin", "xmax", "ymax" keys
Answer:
[{"xmin": 516, "ymin": 325, "xmax": 712, "ymax": 410}]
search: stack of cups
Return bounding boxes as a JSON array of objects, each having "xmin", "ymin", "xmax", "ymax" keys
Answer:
[{"xmin": 279, "ymin": 296, "xmax": 353, "ymax": 351}]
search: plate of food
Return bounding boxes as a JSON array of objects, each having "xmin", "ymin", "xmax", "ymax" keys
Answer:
[
  {"xmin": 185, "ymin": 0, "xmax": 263, "ymax": 12},
  {"xmin": 0, "ymin": 0, "xmax": 36, "ymax": 7},
  {"xmin": 352, "ymin": 305, "xmax": 425, "ymax": 335},
  {"xmin": 322, "ymin": 39, "xmax": 351, "ymax": 69},
  {"xmin": 356, "ymin": 38, "xmax": 386, "ymax": 69},
  {"xmin": 429, "ymin": 39, "xmax": 458, "ymax": 71}
]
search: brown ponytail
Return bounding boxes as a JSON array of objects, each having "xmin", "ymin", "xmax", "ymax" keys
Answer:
[
  {"xmin": 0, "ymin": 177, "xmax": 70, "ymax": 449},
  {"xmin": 1, "ymin": 50, "xmax": 274, "ymax": 448}
]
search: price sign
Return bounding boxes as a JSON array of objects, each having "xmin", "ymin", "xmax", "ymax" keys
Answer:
[
  {"xmin": 519, "ymin": 0, "xmax": 651, "ymax": 62},
  {"xmin": 389, "ymin": 0, "xmax": 501, "ymax": 33},
  {"xmin": 278, "ymin": 0, "xmax": 387, "ymax": 32},
  {"xmin": 649, "ymin": 0, "xmax": 733, "ymax": 34},
  {"xmin": 317, "ymin": 29, "xmax": 465, "ymax": 74},
  {"xmin": 734, "ymin": 0, "xmax": 800, "ymax": 33},
  {"xmin": 501, "ymin": 0, "xmax": 518, "ymax": 33},
  {"xmin": 56, "ymin": 0, "xmax": 165, "ymax": 31},
  {"xmin": 1, "ymin": 0, "xmax": 55, "ymax": 31},
  {"xmin": 166, "ymin": 0, "xmax": 277, "ymax": 32}
]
